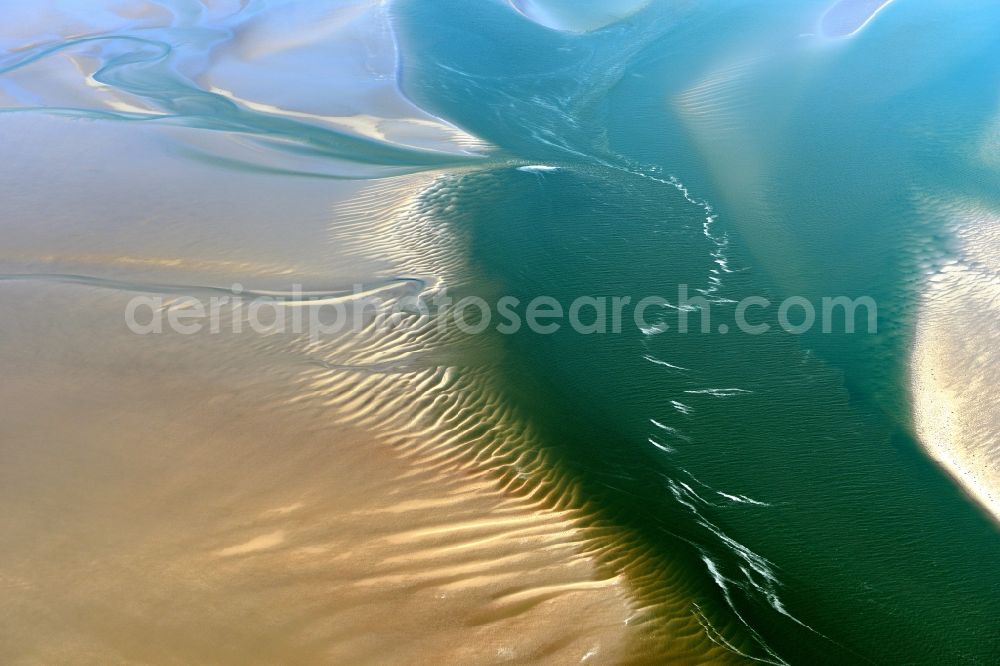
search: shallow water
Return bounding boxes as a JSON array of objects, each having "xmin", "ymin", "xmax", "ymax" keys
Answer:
[{"xmin": 2, "ymin": 0, "xmax": 1000, "ymax": 663}]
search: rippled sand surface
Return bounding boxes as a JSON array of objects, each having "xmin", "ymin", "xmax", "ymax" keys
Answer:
[
  {"xmin": 0, "ymin": 111, "xmax": 645, "ymax": 661},
  {"xmin": 911, "ymin": 198, "xmax": 1000, "ymax": 522},
  {"xmin": 0, "ymin": 3, "xmax": 644, "ymax": 660},
  {"xmin": 0, "ymin": 284, "xmax": 637, "ymax": 663}
]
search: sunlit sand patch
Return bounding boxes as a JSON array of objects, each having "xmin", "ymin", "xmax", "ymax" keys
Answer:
[
  {"xmin": 0, "ymin": 280, "xmax": 638, "ymax": 664},
  {"xmin": 674, "ymin": 55, "xmax": 767, "ymax": 137},
  {"xmin": 911, "ymin": 196, "xmax": 1000, "ymax": 523},
  {"xmin": 203, "ymin": 0, "xmax": 492, "ymax": 156},
  {"xmin": 506, "ymin": 0, "xmax": 650, "ymax": 33},
  {"xmin": 206, "ymin": 84, "xmax": 491, "ymax": 157},
  {"xmin": 261, "ymin": 502, "xmax": 305, "ymax": 517},
  {"xmin": 0, "ymin": 103, "xmax": 644, "ymax": 660},
  {"xmin": 216, "ymin": 531, "xmax": 288, "ymax": 558}
]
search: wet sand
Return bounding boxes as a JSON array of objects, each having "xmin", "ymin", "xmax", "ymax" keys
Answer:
[
  {"xmin": 0, "ymin": 99, "xmax": 645, "ymax": 661},
  {"xmin": 911, "ymin": 198, "xmax": 1000, "ymax": 523},
  {"xmin": 508, "ymin": 0, "xmax": 650, "ymax": 33},
  {"xmin": 0, "ymin": 279, "xmax": 638, "ymax": 664}
]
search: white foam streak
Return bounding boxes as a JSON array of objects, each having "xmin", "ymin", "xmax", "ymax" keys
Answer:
[{"xmin": 684, "ymin": 388, "xmax": 754, "ymax": 398}]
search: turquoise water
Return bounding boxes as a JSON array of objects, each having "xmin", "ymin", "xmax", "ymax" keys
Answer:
[{"xmin": 3, "ymin": 0, "xmax": 1000, "ymax": 662}]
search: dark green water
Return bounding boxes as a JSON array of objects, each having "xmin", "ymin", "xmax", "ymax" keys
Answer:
[{"xmin": 393, "ymin": 0, "xmax": 1000, "ymax": 662}]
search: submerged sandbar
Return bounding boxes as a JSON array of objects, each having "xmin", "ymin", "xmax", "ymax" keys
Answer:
[{"xmin": 820, "ymin": 0, "xmax": 896, "ymax": 38}]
